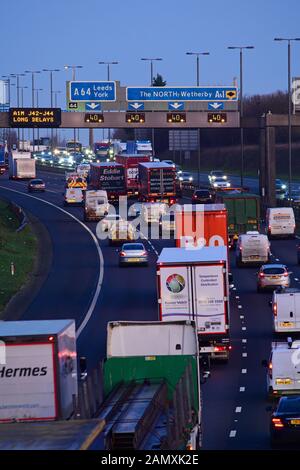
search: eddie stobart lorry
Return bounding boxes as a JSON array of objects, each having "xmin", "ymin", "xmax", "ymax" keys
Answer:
[{"xmin": 90, "ymin": 162, "xmax": 126, "ymax": 202}]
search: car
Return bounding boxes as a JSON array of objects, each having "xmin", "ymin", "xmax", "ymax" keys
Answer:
[
  {"xmin": 211, "ymin": 178, "xmax": 231, "ymax": 189},
  {"xmin": 286, "ymin": 189, "xmax": 300, "ymax": 206},
  {"xmin": 208, "ymin": 170, "xmax": 227, "ymax": 183},
  {"xmin": 270, "ymin": 396, "xmax": 300, "ymax": 448},
  {"xmin": 257, "ymin": 264, "xmax": 291, "ymax": 292},
  {"xmin": 27, "ymin": 178, "xmax": 46, "ymax": 192},
  {"xmin": 276, "ymin": 179, "xmax": 287, "ymax": 195},
  {"xmin": 118, "ymin": 242, "xmax": 148, "ymax": 266},
  {"xmin": 178, "ymin": 171, "xmax": 194, "ymax": 183},
  {"xmin": 162, "ymin": 159, "xmax": 176, "ymax": 168},
  {"xmin": 100, "ymin": 214, "xmax": 122, "ymax": 232},
  {"xmin": 192, "ymin": 189, "xmax": 215, "ymax": 204}
]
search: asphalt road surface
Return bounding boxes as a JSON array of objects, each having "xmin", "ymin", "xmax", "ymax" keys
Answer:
[{"xmin": 0, "ymin": 168, "xmax": 299, "ymax": 450}]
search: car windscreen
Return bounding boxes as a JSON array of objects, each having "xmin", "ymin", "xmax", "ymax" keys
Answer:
[
  {"xmin": 123, "ymin": 244, "xmax": 144, "ymax": 250},
  {"xmin": 263, "ymin": 267, "xmax": 285, "ymax": 275},
  {"xmin": 279, "ymin": 398, "xmax": 300, "ymax": 414},
  {"xmin": 195, "ymin": 191, "xmax": 210, "ymax": 197},
  {"xmin": 31, "ymin": 180, "xmax": 43, "ymax": 184}
]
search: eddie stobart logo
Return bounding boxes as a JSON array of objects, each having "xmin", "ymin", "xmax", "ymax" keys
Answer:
[
  {"xmin": 166, "ymin": 274, "xmax": 185, "ymax": 293},
  {"xmin": 0, "ymin": 365, "xmax": 48, "ymax": 378}
]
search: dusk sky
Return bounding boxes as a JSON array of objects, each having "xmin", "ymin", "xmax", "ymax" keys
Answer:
[{"xmin": 2, "ymin": 0, "xmax": 300, "ymax": 141}]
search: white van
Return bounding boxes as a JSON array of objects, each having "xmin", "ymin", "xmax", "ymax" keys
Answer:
[
  {"xmin": 271, "ymin": 288, "xmax": 300, "ymax": 334},
  {"xmin": 266, "ymin": 207, "xmax": 295, "ymax": 238},
  {"xmin": 264, "ymin": 339, "xmax": 300, "ymax": 398},
  {"xmin": 236, "ymin": 231, "xmax": 270, "ymax": 266},
  {"xmin": 84, "ymin": 190, "xmax": 109, "ymax": 221},
  {"xmin": 64, "ymin": 188, "xmax": 84, "ymax": 206}
]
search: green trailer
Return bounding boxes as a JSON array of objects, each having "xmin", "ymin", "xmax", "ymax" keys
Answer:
[{"xmin": 216, "ymin": 192, "xmax": 261, "ymax": 247}]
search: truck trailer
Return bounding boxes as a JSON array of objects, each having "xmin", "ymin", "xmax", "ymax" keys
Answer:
[
  {"xmin": 157, "ymin": 246, "xmax": 231, "ymax": 360},
  {"xmin": 115, "ymin": 153, "xmax": 150, "ymax": 196},
  {"xmin": 0, "ymin": 319, "xmax": 77, "ymax": 422},
  {"xmin": 90, "ymin": 162, "xmax": 126, "ymax": 202},
  {"xmin": 98, "ymin": 320, "xmax": 202, "ymax": 450},
  {"xmin": 9, "ymin": 151, "xmax": 36, "ymax": 179},
  {"xmin": 138, "ymin": 162, "xmax": 176, "ymax": 204}
]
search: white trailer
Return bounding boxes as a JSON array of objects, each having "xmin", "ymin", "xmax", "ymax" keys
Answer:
[
  {"xmin": 157, "ymin": 246, "xmax": 230, "ymax": 359},
  {"xmin": 9, "ymin": 151, "xmax": 36, "ymax": 179},
  {"xmin": 0, "ymin": 319, "xmax": 77, "ymax": 422}
]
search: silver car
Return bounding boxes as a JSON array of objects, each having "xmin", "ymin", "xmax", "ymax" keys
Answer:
[
  {"xmin": 118, "ymin": 243, "xmax": 148, "ymax": 266},
  {"xmin": 257, "ymin": 264, "xmax": 291, "ymax": 292}
]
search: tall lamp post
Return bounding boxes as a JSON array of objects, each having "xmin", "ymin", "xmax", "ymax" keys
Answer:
[
  {"xmin": 24, "ymin": 70, "xmax": 41, "ymax": 152},
  {"xmin": 2, "ymin": 75, "xmax": 13, "ymax": 148},
  {"xmin": 186, "ymin": 51, "xmax": 210, "ymax": 185},
  {"xmin": 141, "ymin": 57, "xmax": 163, "ymax": 156},
  {"xmin": 19, "ymin": 86, "xmax": 28, "ymax": 150},
  {"xmin": 98, "ymin": 61, "xmax": 118, "ymax": 144},
  {"xmin": 227, "ymin": 46, "xmax": 254, "ymax": 188},
  {"xmin": 10, "ymin": 73, "xmax": 25, "ymax": 149},
  {"xmin": 42, "ymin": 69, "xmax": 60, "ymax": 152},
  {"xmin": 274, "ymin": 38, "xmax": 300, "ymax": 203},
  {"xmin": 53, "ymin": 90, "xmax": 62, "ymax": 144},
  {"xmin": 34, "ymin": 88, "xmax": 43, "ymax": 150},
  {"xmin": 64, "ymin": 65, "xmax": 83, "ymax": 145}
]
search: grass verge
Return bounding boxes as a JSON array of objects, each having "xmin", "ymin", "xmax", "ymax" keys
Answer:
[{"xmin": 0, "ymin": 200, "xmax": 37, "ymax": 313}]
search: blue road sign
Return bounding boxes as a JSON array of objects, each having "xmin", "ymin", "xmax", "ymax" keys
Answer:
[
  {"xmin": 70, "ymin": 81, "xmax": 116, "ymax": 102},
  {"xmin": 128, "ymin": 102, "xmax": 144, "ymax": 111},
  {"xmin": 127, "ymin": 86, "xmax": 238, "ymax": 102},
  {"xmin": 168, "ymin": 102, "xmax": 184, "ymax": 111},
  {"xmin": 208, "ymin": 102, "xmax": 224, "ymax": 110},
  {"xmin": 85, "ymin": 102, "xmax": 102, "ymax": 111}
]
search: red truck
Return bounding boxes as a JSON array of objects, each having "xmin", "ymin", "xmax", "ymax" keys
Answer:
[
  {"xmin": 138, "ymin": 162, "xmax": 176, "ymax": 204},
  {"xmin": 175, "ymin": 204, "xmax": 228, "ymax": 250},
  {"xmin": 115, "ymin": 154, "xmax": 150, "ymax": 196},
  {"xmin": 90, "ymin": 162, "xmax": 126, "ymax": 202}
]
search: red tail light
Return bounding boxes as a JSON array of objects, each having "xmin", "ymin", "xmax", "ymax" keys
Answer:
[
  {"xmin": 259, "ymin": 272, "xmax": 265, "ymax": 278},
  {"xmin": 283, "ymin": 272, "xmax": 289, "ymax": 277},
  {"xmin": 120, "ymin": 251, "xmax": 126, "ymax": 257},
  {"xmin": 272, "ymin": 418, "xmax": 284, "ymax": 428},
  {"xmin": 269, "ymin": 362, "xmax": 273, "ymax": 379},
  {"xmin": 141, "ymin": 251, "xmax": 147, "ymax": 256},
  {"xmin": 214, "ymin": 346, "xmax": 226, "ymax": 352},
  {"xmin": 273, "ymin": 303, "xmax": 277, "ymax": 317}
]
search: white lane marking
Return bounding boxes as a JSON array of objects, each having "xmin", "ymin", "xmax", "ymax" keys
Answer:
[
  {"xmin": 239, "ymin": 387, "xmax": 245, "ymax": 392},
  {"xmin": 229, "ymin": 430, "xmax": 237, "ymax": 438},
  {"xmin": 240, "ymin": 315, "xmax": 244, "ymax": 319},
  {"xmin": 235, "ymin": 407, "xmax": 242, "ymax": 413},
  {"xmin": 275, "ymin": 258, "xmax": 280, "ymax": 262},
  {"xmin": 242, "ymin": 369, "xmax": 247, "ymax": 374},
  {"xmin": 232, "ymin": 287, "xmax": 237, "ymax": 291},
  {"xmin": 242, "ymin": 353, "xmax": 248, "ymax": 357},
  {"xmin": 296, "ymin": 235, "xmax": 300, "ymax": 240},
  {"xmin": 242, "ymin": 327, "xmax": 247, "ymax": 331},
  {"xmin": 242, "ymin": 339, "xmax": 247, "ymax": 343},
  {"xmin": 295, "ymin": 278, "xmax": 299, "ymax": 281},
  {"xmin": 0, "ymin": 185, "xmax": 104, "ymax": 339},
  {"xmin": 238, "ymin": 305, "xmax": 242, "ymax": 309},
  {"xmin": 235, "ymin": 295, "xmax": 240, "ymax": 299}
]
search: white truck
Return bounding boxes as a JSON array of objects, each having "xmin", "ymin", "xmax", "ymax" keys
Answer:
[
  {"xmin": 9, "ymin": 151, "xmax": 36, "ymax": 179},
  {"xmin": 271, "ymin": 288, "xmax": 300, "ymax": 334},
  {"xmin": 236, "ymin": 231, "xmax": 270, "ymax": 266},
  {"xmin": 99, "ymin": 320, "xmax": 202, "ymax": 450},
  {"xmin": 84, "ymin": 190, "xmax": 109, "ymax": 221},
  {"xmin": 157, "ymin": 246, "xmax": 230, "ymax": 360},
  {"xmin": 263, "ymin": 339, "xmax": 300, "ymax": 398},
  {"xmin": 0, "ymin": 319, "xmax": 77, "ymax": 422}
]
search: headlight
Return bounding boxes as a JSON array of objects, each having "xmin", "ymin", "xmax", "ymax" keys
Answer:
[
  {"xmin": 212, "ymin": 176, "xmax": 216, "ymax": 180},
  {"xmin": 54, "ymin": 149, "xmax": 59, "ymax": 155},
  {"xmin": 179, "ymin": 177, "xmax": 183, "ymax": 181},
  {"xmin": 189, "ymin": 177, "xmax": 193, "ymax": 181},
  {"xmin": 223, "ymin": 175, "xmax": 227, "ymax": 180},
  {"xmin": 213, "ymin": 183, "xmax": 218, "ymax": 188},
  {"xmin": 41, "ymin": 152, "xmax": 45, "ymax": 155},
  {"xmin": 41, "ymin": 158, "xmax": 45, "ymax": 162},
  {"xmin": 226, "ymin": 182, "xmax": 231, "ymax": 187},
  {"xmin": 281, "ymin": 184, "xmax": 287, "ymax": 190},
  {"xmin": 50, "ymin": 160, "xmax": 53, "ymax": 164},
  {"xmin": 177, "ymin": 170, "xmax": 182, "ymax": 175}
]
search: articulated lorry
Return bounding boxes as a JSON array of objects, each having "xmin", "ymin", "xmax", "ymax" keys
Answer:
[
  {"xmin": 0, "ymin": 319, "xmax": 77, "ymax": 422},
  {"xmin": 215, "ymin": 192, "xmax": 260, "ymax": 247},
  {"xmin": 115, "ymin": 153, "xmax": 150, "ymax": 196},
  {"xmin": 9, "ymin": 151, "xmax": 36, "ymax": 179},
  {"xmin": 90, "ymin": 162, "xmax": 126, "ymax": 202},
  {"xmin": 157, "ymin": 246, "xmax": 231, "ymax": 361},
  {"xmin": 138, "ymin": 162, "xmax": 176, "ymax": 204},
  {"xmin": 98, "ymin": 320, "xmax": 202, "ymax": 450}
]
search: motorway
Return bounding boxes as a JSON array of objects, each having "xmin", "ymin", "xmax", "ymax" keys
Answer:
[{"xmin": 0, "ymin": 168, "xmax": 299, "ymax": 449}]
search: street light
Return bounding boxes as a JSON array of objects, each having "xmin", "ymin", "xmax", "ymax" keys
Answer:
[
  {"xmin": 19, "ymin": 86, "xmax": 28, "ymax": 150},
  {"xmin": 24, "ymin": 70, "xmax": 41, "ymax": 152},
  {"xmin": 274, "ymin": 38, "xmax": 300, "ymax": 203},
  {"xmin": 186, "ymin": 51, "xmax": 210, "ymax": 86},
  {"xmin": 227, "ymin": 46, "xmax": 254, "ymax": 187},
  {"xmin": 186, "ymin": 51, "xmax": 210, "ymax": 186},
  {"xmin": 10, "ymin": 73, "xmax": 25, "ymax": 149},
  {"xmin": 43, "ymin": 69, "xmax": 60, "ymax": 152},
  {"xmin": 64, "ymin": 65, "xmax": 83, "ymax": 145},
  {"xmin": 98, "ymin": 61, "xmax": 119, "ymax": 144},
  {"xmin": 141, "ymin": 58, "xmax": 163, "ymax": 156},
  {"xmin": 53, "ymin": 91, "xmax": 62, "ymax": 144}
]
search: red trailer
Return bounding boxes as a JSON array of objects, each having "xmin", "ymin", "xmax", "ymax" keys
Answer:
[
  {"xmin": 138, "ymin": 162, "xmax": 176, "ymax": 204},
  {"xmin": 115, "ymin": 154, "xmax": 150, "ymax": 196},
  {"xmin": 89, "ymin": 162, "xmax": 126, "ymax": 202}
]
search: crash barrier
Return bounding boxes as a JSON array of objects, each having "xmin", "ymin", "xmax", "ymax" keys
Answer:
[
  {"xmin": 7, "ymin": 200, "xmax": 28, "ymax": 232},
  {"xmin": 74, "ymin": 361, "xmax": 104, "ymax": 419}
]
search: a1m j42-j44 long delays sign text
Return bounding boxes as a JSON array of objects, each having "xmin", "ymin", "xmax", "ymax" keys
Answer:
[{"xmin": 9, "ymin": 108, "xmax": 62, "ymax": 127}]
